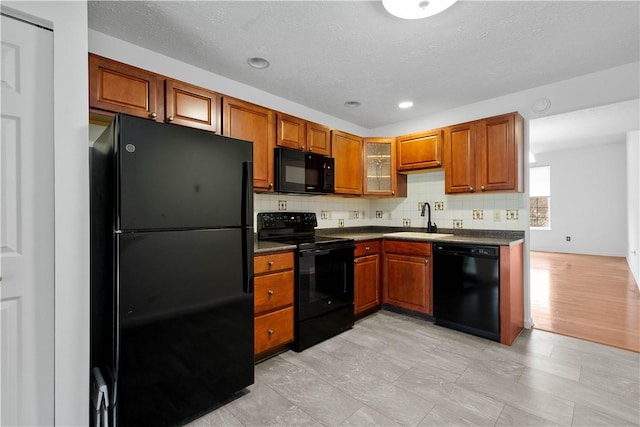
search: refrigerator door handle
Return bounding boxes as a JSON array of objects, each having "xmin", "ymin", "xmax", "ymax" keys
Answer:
[
  {"xmin": 244, "ymin": 229, "xmax": 254, "ymax": 294},
  {"xmin": 242, "ymin": 161, "xmax": 253, "ymax": 228}
]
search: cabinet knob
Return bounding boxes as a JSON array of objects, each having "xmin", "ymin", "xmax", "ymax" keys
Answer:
[
  {"xmin": 167, "ymin": 116, "xmax": 174, "ymax": 122},
  {"xmin": 437, "ymin": 161, "xmax": 441, "ymax": 166},
  {"xmin": 300, "ymin": 145, "xmax": 305, "ymax": 151},
  {"xmin": 392, "ymin": 191, "xmax": 395, "ymax": 195},
  {"xmin": 365, "ymin": 246, "xmax": 370, "ymax": 251},
  {"xmin": 354, "ymin": 259, "xmax": 358, "ymax": 264},
  {"xmin": 469, "ymin": 186, "xmax": 475, "ymax": 192},
  {"xmin": 267, "ymin": 329, "xmax": 274, "ymax": 335},
  {"xmin": 481, "ymin": 185, "xmax": 486, "ymax": 191},
  {"xmin": 268, "ymin": 261, "xmax": 274, "ymax": 267},
  {"xmin": 149, "ymin": 112, "xmax": 157, "ymax": 119},
  {"xmin": 425, "ymin": 259, "xmax": 429, "ymax": 264},
  {"xmin": 269, "ymin": 182, "xmax": 274, "ymax": 188},
  {"xmin": 267, "ymin": 290, "xmax": 274, "ymax": 296}
]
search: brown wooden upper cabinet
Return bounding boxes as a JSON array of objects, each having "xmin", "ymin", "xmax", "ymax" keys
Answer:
[
  {"xmin": 276, "ymin": 113, "xmax": 331, "ymax": 156},
  {"xmin": 164, "ymin": 79, "xmax": 219, "ymax": 132},
  {"xmin": 444, "ymin": 112, "xmax": 524, "ymax": 194},
  {"xmin": 332, "ymin": 130, "xmax": 363, "ymax": 195},
  {"xmin": 89, "ymin": 54, "xmax": 220, "ymax": 133},
  {"xmin": 397, "ymin": 129, "xmax": 443, "ymax": 171},
  {"xmin": 222, "ymin": 97, "xmax": 276, "ymax": 192},
  {"xmin": 90, "ymin": 54, "xmax": 160, "ymax": 121},
  {"xmin": 363, "ymin": 137, "xmax": 406, "ymax": 197}
]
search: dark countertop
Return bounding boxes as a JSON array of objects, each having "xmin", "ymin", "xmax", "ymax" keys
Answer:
[
  {"xmin": 254, "ymin": 239, "xmax": 296, "ymax": 254},
  {"xmin": 255, "ymin": 226, "xmax": 524, "ymax": 254}
]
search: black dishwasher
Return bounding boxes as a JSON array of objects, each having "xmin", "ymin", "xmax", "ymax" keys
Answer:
[{"xmin": 433, "ymin": 243, "xmax": 500, "ymax": 342}]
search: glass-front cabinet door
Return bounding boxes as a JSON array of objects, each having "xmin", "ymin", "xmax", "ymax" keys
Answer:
[{"xmin": 363, "ymin": 137, "xmax": 396, "ymax": 196}]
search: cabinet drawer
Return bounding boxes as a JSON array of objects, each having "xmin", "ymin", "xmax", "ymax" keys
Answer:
[
  {"xmin": 384, "ymin": 240, "xmax": 431, "ymax": 256},
  {"xmin": 254, "ymin": 270, "xmax": 294, "ymax": 313},
  {"xmin": 355, "ymin": 240, "xmax": 380, "ymax": 257},
  {"xmin": 254, "ymin": 306, "xmax": 294, "ymax": 355},
  {"xmin": 254, "ymin": 251, "xmax": 294, "ymax": 274}
]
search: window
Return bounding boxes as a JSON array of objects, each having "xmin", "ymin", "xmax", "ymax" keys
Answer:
[{"xmin": 530, "ymin": 166, "xmax": 550, "ymax": 228}]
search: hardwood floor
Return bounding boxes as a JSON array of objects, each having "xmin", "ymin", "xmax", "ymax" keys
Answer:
[{"xmin": 530, "ymin": 251, "xmax": 640, "ymax": 353}]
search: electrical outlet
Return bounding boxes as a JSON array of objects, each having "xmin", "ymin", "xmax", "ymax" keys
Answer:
[
  {"xmin": 434, "ymin": 201, "xmax": 444, "ymax": 211},
  {"xmin": 338, "ymin": 219, "xmax": 345, "ymax": 228},
  {"xmin": 403, "ymin": 218, "xmax": 411, "ymax": 227},
  {"xmin": 376, "ymin": 210, "xmax": 383, "ymax": 219},
  {"xmin": 566, "ymin": 236, "xmax": 571, "ymax": 242},
  {"xmin": 349, "ymin": 210, "xmax": 359, "ymax": 219},
  {"xmin": 493, "ymin": 210, "xmax": 501, "ymax": 221},
  {"xmin": 453, "ymin": 219, "xmax": 463, "ymax": 229},
  {"xmin": 320, "ymin": 210, "xmax": 328, "ymax": 220},
  {"xmin": 472, "ymin": 209, "xmax": 484, "ymax": 220},
  {"xmin": 278, "ymin": 200, "xmax": 287, "ymax": 211},
  {"xmin": 506, "ymin": 209, "xmax": 519, "ymax": 220},
  {"xmin": 418, "ymin": 202, "xmax": 425, "ymax": 212}
]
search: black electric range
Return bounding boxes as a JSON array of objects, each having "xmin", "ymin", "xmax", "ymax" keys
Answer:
[{"xmin": 257, "ymin": 212, "xmax": 355, "ymax": 351}]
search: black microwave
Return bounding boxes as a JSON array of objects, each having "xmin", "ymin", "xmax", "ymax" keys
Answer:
[{"xmin": 274, "ymin": 147, "xmax": 335, "ymax": 194}]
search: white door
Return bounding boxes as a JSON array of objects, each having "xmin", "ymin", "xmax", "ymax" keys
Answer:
[{"xmin": 1, "ymin": 13, "xmax": 54, "ymax": 426}]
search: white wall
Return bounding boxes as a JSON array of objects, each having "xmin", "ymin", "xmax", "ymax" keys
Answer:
[
  {"xmin": 530, "ymin": 143, "xmax": 627, "ymax": 256},
  {"xmin": 3, "ymin": 1, "xmax": 89, "ymax": 426},
  {"xmin": 627, "ymin": 131, "xmax": 640, "ymax": 288}
]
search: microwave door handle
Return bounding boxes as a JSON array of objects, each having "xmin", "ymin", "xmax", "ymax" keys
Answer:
[{"xmin": 322, "ymin": 162, "xmax": 328, "ymax": 189}]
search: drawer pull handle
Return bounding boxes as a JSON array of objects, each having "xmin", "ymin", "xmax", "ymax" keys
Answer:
[
  {"xmin": 365, "ymin": 246, "xmax": 370, "ymax": 251},
  {"xmin": 268, "ymin": 290, "xmax": 274, "ymax": 296},
  {"xmin": 267, "ymin": 329, "xmax": 274, "ymax": 335},
  {"xmin": 268, "ymin": 261, "xmax": 274, "ymax": 267}
]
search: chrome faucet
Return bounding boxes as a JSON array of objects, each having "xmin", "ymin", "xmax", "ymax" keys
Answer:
[{"xmin": 420, "ymin": 202, "xmax": 437, "ymax": 233}]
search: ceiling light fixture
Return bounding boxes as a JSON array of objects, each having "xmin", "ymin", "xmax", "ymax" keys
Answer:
[
  {"xmin": 398, "ymin": 101, "xmax": 414, "ymax": 109},
  {"xmin": 247, "ymin": 57, "xmax": 270, "ymax": 69},
  {"xmin": 344, "ymin": 101, "xmax": 361, "ymax": 108},
  {"xmin": 382, "ymin": 0, "xmax": 457, "ymax": 19}
]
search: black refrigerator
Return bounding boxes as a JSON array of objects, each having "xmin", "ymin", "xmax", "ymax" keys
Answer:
[{"xmin": 90, "ymin": 114, "xmax": 254, "ymax": 427}]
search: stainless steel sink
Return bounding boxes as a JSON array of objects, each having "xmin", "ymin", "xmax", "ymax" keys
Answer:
[{"xmin": 383, "ymin": 232, "xmax": 455, "ymax": 239}]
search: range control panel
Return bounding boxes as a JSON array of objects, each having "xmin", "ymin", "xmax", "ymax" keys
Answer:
[{"xmin": 258, "ymin": 212, "xmax": 318, "ymax": 230}]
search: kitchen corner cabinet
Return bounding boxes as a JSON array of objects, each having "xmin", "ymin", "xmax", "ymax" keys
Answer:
[
  {"xmin": 363, "ymin": 138, "xmax": 407, "ymax": 197},
  {"xmin": 222, "ymin": 97, "xmax": 276, "ymax": 192},
  {"xmin": 383, "ymin": 240, "xmax": 431, "ymax": 315},
  {"xmin": 332, "ymin": 130, "xmax": 363, "ymax": 195},
  {"xmin": 444, "ymin": 112, "xmax": 524, "ymax": 194},
  {"xmin": 89, "ymin": 54, "xmax": 220, "ymax": 132},
  {"xmin": 354, "ymin": 240, "xmax": 381, "ymax": 315},
  {"xmin": 397, "ymin": 129, "xmax": 443, "ymax": 171},
  {"xmin": 276, "ymin": 113, "xmax": 331, "ymax": 156},
  {"xmin": 253, "ymin": 251, "xmax": 295, "ymax": 358}
]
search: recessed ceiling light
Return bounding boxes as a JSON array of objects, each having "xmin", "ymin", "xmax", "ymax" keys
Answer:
[
  {"xmin": 247, "ymin": 57, "xmax": 270, "ymax": 69},
  {"xmin": 532, "ymin": 97, "xmax": 551, "ymax": 114},
  {"xmin": 344, "ymin": 101, "xmax": 361, "ymax": 108},
  {"xmin": 382, "ymin": 0, "xmax": 457, "ymax": 19},
  {"xmin": 398, "ymin": 101, "xmax": 414, "ymax": 109}
]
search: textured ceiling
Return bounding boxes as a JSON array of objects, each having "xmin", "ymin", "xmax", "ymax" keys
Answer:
[{"xmin": 87, "ymin": 1, "xmax": 640, "ymax": 130}]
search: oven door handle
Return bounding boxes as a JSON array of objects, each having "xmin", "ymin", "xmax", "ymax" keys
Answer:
[{"xmin": 300, "ymin": 249, "xmax": 331, "ymax": 257}]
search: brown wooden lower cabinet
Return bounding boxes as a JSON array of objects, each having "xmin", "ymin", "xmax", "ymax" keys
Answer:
[
  {"xmin": 383, "ymin": 240, "xmax": 432, "ymax": 315},
  {"xmin": 254, "ymin": 306, "xmax": 294, "ymax": 355},
  {"xmin": 253, "ymin": 251, "xmax": 295, "ymax": 358},
  {"xmin": 354, "ymin": 240, "xmax": 381, "ymax": 315}
]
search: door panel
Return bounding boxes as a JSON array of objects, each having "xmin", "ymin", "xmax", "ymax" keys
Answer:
[
  {"xmin": 114, "ymin": 115, "xmax": 252, "ymax": 230},
  {"xmin": 1, "ymin": 14, "xmax": 54, "ymax": 426},
  {"xmin": 116, "ymin": 229, "xmax": 254, "ymax": 426}
]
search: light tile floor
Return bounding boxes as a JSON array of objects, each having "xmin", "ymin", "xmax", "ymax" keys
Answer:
[{"xmin": 187, "ymin": 310, "xmax": 640, "ymax": 426}]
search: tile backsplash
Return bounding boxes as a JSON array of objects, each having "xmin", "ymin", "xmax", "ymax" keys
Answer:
[{"xmin": 254, "ymin": 171, "xmax": 527, "ymax": 231}]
